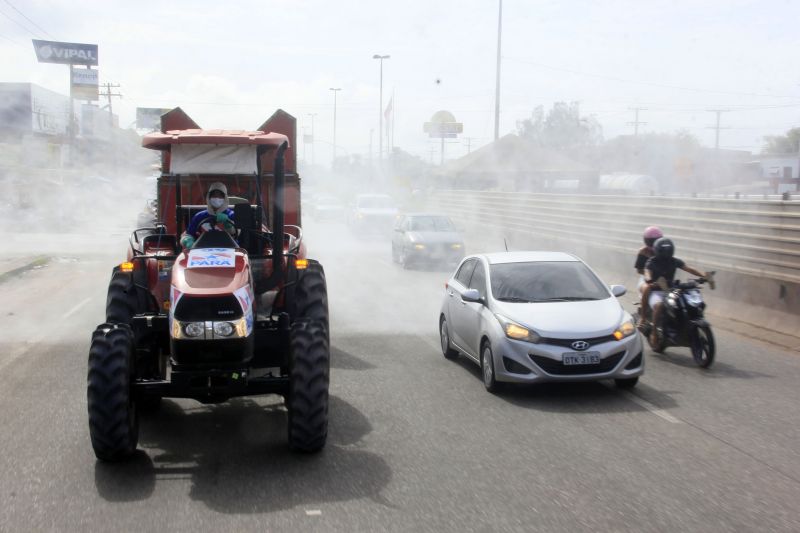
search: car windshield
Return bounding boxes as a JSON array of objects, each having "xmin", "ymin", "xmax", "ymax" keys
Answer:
[
  {"xmin": 409, "ymin": 216, "xmax": 455, "ymax": 232},
  {"xmin": 490, "ymin": 261, "xmax": 610, "ymax": 302},
  {"xmin": 358, "ymin": 196, "xmax": 394, "ymax": 209}
]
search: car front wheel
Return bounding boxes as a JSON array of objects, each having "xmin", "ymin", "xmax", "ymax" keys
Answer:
[
  {"xmin": 481, "ymin": 341, "xmax": 500, "ymax": 393},
  {"xmin": 440, "ymin": 317, "xmax": 459, "ymax": 360}
]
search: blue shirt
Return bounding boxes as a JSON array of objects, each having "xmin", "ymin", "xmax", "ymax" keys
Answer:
[{"xmin": 186, "ymin": 208, "xmax": 235, "ymax": 238}]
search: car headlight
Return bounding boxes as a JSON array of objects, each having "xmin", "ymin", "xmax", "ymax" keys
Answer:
[
  {"xmin": 613, "ymin": 319, "xmax": 636, "ymax": 340},
  {"xmin": 414, "ymin": 244, "xmax": 426, "ymax": 250},
  {"xmin": 495, "ymin": 314, "xmax": 540, "ymax": 343},
  {"xmin": 357, "ymin": 213, "xmax": 364, "ymax": 219},
  {"xmin": 213, "ymin": 321, "xmax": 235, "ymax": 337},
  {"xmin": 184, "ymin": 322, "xmax": 205, "ymax": 338},
  {"xmin": 450, "ymin": 243, "xmax": 463, "ymax": 249}
]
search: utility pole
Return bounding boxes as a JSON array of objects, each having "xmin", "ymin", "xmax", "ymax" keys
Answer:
[
  {"xmin": 99, "ymin": 82, "xmax": 122, "ymax": 131},
  {"xmin": 464, "ymin": 137, "xmax": 473, "ymax": 154},
  {"xmin": 628, "ymin": 107, "xmax": 647, "ymax": 136},
  {"xmin": 307, "ymin": 113, "xmax": 317, "ymax": 168},
  {"xmin": 373, "ymin": 54, "xmax": 390, "ymax": 166},
  {"xmin": 493, "ymin": 0, "xmax": 503, "ymax": 141},
  {"xmin": 329, "ymin": 88, "xmax": 341, "ymax": 169},
  {"xmin": 707, "ymin": 109, "xmax": 730, "ymax": 150}
]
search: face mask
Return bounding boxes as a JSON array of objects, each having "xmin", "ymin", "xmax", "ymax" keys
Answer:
[{"xmin": 210, "ymin": 198, "xmax": 225, "ymax": 209}]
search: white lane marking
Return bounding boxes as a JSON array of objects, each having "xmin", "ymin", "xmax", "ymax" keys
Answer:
[
  {"xmin": 305, "ymin": 510, "xmax": 322, "ymax": 516},
  {"xmin": 63, "ymin": 297, "xmax": 92, "ymax": 319},
  {"xmin": 618, "ymin": 389, "xmax": 682, "ymax": 424}
]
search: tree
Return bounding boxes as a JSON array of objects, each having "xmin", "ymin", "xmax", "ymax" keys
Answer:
[
  {"xmin": 516, "ymin": 102, "xmax": 603, "ymax": 155},
  {"xmin": 762, "ymin": 128, "xmax": 800, "ymax": 154}
]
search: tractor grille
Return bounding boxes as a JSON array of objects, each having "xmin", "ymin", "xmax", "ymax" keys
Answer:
[
  {"xmin": 529, "ymin": 350, "xmax": 626, "ymax": 376},
  {"xmin": 174, "ymin": 295, "xmax": 243, "ymax": 321}
]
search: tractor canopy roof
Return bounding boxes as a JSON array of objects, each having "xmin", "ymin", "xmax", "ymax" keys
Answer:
[
  {"xmin": 143, "ymin": 129, "xmax": 290, "ymax": 175},
  {"xmin": 142, "ymin": 129, "xmax": 289, "ymax": 150}
]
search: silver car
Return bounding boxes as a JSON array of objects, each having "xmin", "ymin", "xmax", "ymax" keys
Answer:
[
  {"xmin": 392, "ymin": 213, "xmax": 465, "ymax": 269},
  {"xmin": 439, "ymin": 252, "xmax": 644, "ymax": 392}
]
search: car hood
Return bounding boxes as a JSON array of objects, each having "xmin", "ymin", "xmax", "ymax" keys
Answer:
[
  {"xmin": 492, "ymin": 297, "xmax": 624, "ymax": 338},
  {"xmin": 357, "ymin": 207, "xmax": 398, "ymax": 216},
  {"xmin": 407, "ymin": 231, "xmax": 463, "ymax": 244}
]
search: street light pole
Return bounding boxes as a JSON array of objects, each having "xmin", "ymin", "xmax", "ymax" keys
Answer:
[
  {"xmin": 493, "ymin": 0, "xmax": 503, "ymax": 141},
  {"xmin": 329, "ymin": 88, "xmax": 341, "ymax": 169},
  {"xmin": 307, "ymin": 113, "xmax": 317, "ymax": 168},
  {"xmin": 372, "ymin": 54, "xmax": 390, "ymax": 165}
]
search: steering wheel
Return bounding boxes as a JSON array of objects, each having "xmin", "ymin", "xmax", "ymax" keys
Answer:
[{"xmin": 197, "ymin": 215, "xmax": 237, "ymax": 235}]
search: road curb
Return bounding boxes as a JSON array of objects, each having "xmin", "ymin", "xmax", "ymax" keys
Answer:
[{"xmin": 0, "ymin": 256, "xmax": 50, "ymax": 285}]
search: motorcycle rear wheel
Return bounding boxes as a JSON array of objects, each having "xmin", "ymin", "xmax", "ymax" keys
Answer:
[{"xmin": 690, "ymin": 325, "xmax": 715, "ymax": 368}]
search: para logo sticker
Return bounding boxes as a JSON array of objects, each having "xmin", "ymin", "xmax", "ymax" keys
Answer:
[{"xmin": 187, "ymin": 248, "xmax": 236, "ymax": 269}]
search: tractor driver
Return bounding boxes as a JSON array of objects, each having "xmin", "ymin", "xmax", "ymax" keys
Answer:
[{"xmin": 180, "ymin": 182, "xmax": 236, "ymax": 249}]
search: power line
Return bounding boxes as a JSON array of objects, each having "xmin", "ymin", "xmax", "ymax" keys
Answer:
[
  {"xmin": 0, "ymin": 6, "xmax": 39, "ymax": 37},
  {"xmin": 0, "ymin": 30, "xmax": 24, "ymax": 47},
  {"xmin": 1, "ymin": 0, "xmax": 53, "ymax": 39}
]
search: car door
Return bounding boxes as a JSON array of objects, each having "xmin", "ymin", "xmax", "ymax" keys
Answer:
[
  {"xmin": 448, "ymin": 258, "xmax": 477, "ymax": 355},
  {"xmin": 453, "ymin": 259, "xmax": 488, "ymax": 357}
]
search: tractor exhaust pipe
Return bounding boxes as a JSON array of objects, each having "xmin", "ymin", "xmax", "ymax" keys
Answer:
[{"xmin": 271, "ymin": 141, "xmax": 288, "ymax": 265}]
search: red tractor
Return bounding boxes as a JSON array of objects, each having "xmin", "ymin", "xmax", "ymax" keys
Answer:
[{"xmin": 87, "ymin": 108, "xmax": 330, "ymax": 461}]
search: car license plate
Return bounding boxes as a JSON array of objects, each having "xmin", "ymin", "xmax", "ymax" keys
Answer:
[{"xmin": 562, "ymin": 352, "xmax": 601, "ymax": 365}]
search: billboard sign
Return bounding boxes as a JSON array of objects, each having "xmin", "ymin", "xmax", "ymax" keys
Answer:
[
  {"xmin": 32, "ymin": 39, "xmax": 98, "ymax": 66},
  {"xmin": 71, "ymin": 67, "xmax": 98, "ymax": 101},
  {"xmin": 424, "ymin": 110, "xmax": 463, "ymax": 139},
  {"xmin": 136, "ymin": 107, "xmax": 171, "ymax": 130}
]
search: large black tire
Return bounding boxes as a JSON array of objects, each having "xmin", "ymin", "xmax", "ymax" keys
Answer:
[
  {"xmin": 287, "ymin": 320, "xmax": 329, "ymax": 452},
  {"xmin": 690, "ymin": 325, "xmax": 715, "ymax": 368},
  {"xmin": 287, "ymin": 260, "xmax": 330, "ymax": 452},
  {"xmin": 294, "ymin": 261, "xmax": 329, "ymax": 325},
  {"xmin": 87, "ymin": 324, "xmax": 139, "ymax": 461},
  {"xmin": 106, "ymin": 270, "xmax": 138, "ymax": 325}
]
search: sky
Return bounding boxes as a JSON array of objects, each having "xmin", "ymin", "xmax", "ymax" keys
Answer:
[{"xmin": 2, "ymin": 0, "xmax": 800, "ymax": 166}]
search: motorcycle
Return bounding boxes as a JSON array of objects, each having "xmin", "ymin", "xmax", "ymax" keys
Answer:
[{"xmin": 634, "ymin": 272, "xmax": 716, "ymax": 368}]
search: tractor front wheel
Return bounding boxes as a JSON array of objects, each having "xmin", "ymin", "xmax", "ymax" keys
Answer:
[
  {"xmin": 287, "ymin": 260, "xmax": 330, "ymax": 452},
  {"xmin": 87, "ymin": 323, "xmax": 139, "ymax": 461}
]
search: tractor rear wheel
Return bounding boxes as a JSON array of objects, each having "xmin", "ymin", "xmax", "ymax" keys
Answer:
[
  {"xmin": 87, "ymin": 323, "xmax": 139, "ymax": 461},
  {"xmin": 106, "ymin": 270, "xmax": 138, "ymax": 325},
  {"xmin": 287, "ymin": 260, "xmax": 330, "ymax": 452}
]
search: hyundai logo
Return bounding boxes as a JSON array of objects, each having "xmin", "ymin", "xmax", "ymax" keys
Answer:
[{"xmin": 571, "ymin": 340, "xmax": 590, "ymax": 351}]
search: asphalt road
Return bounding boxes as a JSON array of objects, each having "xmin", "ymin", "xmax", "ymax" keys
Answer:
[{"xmin": 1, "ymin": 218, "xmax": 800, "ymax": 532}]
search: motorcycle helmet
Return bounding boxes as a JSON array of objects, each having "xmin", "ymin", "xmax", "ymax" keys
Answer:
[
  {"xmin": 653, "ymin": 237, "xmax": 675, "ymax": 259},
  {"xmin": 643, "ymin": 226, "xmax": 663, "ymax": 247}
]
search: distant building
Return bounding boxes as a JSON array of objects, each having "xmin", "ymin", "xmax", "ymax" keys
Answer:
[
  {"xmin": 746, "ymin": 153, "xmax": 799, "ymax": 193},
  {"xmin": 0, "ymin": 83, "xmax": 71, "ymax": 141},
  {"xmin": 435, "ymin": 134, "xmax": 597, "ymax": 191}
]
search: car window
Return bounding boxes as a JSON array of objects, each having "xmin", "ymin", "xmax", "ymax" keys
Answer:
[
  {"xmin": 468, "ymin": 261, "xmax": 487, "ymax": 299},
  {"xmin": 455, "ymin": 259, "xmax": 476, "ymax": 286},
  {"xmin": 490, "ymin": 261, "xmax": 610, "ymax": 302}
]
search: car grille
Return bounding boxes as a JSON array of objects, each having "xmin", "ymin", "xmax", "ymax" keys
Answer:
[
  {"xmin": 538, "ymin": 334, "xmax": 618, "ymax": 348},
  {"xmin": 529, "ymin": 350, "xmax": 626, "ymax": 376}
]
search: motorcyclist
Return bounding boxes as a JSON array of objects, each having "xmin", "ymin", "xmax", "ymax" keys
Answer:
[
  {"xmin": 644, "ymin": 237, "xmax": 709, "ymax": 345},
  {"xmin": 180, "ymin": 182, "xmax": 236, "ymax": 249},
  {"xmin": 635, "ymin": 226, "xmax": 663, "ymax": 329}
]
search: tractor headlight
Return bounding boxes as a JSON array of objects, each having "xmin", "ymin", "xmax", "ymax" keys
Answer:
[
  {"xmin": 613, "ymin": 319, "xmax": 636, "ymax": 340},
  {"xmin": 184, "ymin": 322, "xmax": 205, "ymax": 338},
  {"xmin": 213, "ymin": 321, "xmax": 235, "ymax": 337},
  {"xmin": 495, "ymin": 314, "xmax": 540, "ymax": 343}
]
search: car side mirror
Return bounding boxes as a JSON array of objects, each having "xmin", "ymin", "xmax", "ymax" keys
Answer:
[
  {"xmin": 610, "ymin": 285, "xmax": 626, "ymax": 297},
  {"xmin": 461, "ymin": 288, "xmax": 483, "ymax": 304}
]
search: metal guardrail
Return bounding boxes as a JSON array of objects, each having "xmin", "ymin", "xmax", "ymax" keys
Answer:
[{"xmin": 423, "ymin": 190, "xmax": 800, "ymax": 284}]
